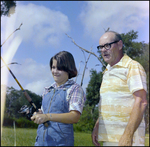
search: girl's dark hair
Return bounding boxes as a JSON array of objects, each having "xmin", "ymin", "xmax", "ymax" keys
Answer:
[{"xmin": 50, "ymin": 51, "xmax": 77, "ymax": 79}]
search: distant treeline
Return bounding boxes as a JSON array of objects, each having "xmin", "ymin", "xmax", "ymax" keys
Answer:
[{"xmin": 2, "ymin": 86, "xmax": 98, "ymax": 133}]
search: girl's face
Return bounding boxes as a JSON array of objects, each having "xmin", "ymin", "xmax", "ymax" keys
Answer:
[{"xmin": 51, "ymin": 59, "xmax": 69, "ymax": 87}]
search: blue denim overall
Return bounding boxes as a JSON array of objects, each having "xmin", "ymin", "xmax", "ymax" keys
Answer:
[{"xmin": 35, "ymin": 85, "xmax": 74, "ymax": 146}]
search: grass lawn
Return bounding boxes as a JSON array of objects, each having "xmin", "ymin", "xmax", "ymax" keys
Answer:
[{"xmin": 1, "ymin": 127, "xmax": 149, "ymax": 146}]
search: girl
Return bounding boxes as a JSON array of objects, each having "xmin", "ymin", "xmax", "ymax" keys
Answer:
[{"xmin": 31, "ymin": 51, "xmax": 86, "ymax": 146}]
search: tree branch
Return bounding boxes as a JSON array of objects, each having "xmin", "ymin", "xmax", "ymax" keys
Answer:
[
  {"xmin": 65, "ymin": 33, "xmax": 106, "ymax": 67},
  {"xmin": 75, "ymin": 61, "xmax": 84, "ymax": 82},
  {"xmin": 80, "ymin": 47, "xmax": 92, "ymax": 86}
]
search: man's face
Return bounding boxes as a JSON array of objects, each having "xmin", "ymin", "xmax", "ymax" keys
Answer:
[{"xmin": 99, "ymin": 32, "xmax": 121, "ymax": 66}]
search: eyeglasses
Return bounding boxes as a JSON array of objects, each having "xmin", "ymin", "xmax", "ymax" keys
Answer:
[{"xmin": 97, "ymin": 40, "xmax": 120, "ymax": 51}]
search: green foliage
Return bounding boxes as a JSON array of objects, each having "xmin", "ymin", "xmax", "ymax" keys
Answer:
[
  {"xmin": 6, "ymin": 87, "xmax": 23, "ymax": 118},
  {"xmin": 3, "ymin": 104, "xmax": 99, "ymax": 132},
  {"xmin": 134, "ymin": 43, "xmax": 149, "ymax": 74},
  {"xmin": 3, "ymin": 116, "xmax": 38, "ymax": 128},
  {"xmin": 73, "ymin": 105, "xmax": 98, "ymax": 133},
  {"xmin": 121, "ymin": 30, "xmax": 145, "ymax": 59},
  {"xmin": 15, "ymin": 117, "xmax": 38, "ymax": 128},
  {"xmin": 86, "ymin": 69, "xmax": 102, "ymax": 108},
  {"xmin": 3, "ymin": 116, "xmax": 15, "ymax": 127},
  {"xmin": 4, "ymin": 86, "xmax": 42, "ymax": 119},
  {"xmin": 1, "ymin": 1, "xmax": 16, "ymax": 17}
]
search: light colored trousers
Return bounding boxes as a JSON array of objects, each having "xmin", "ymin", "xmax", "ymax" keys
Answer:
[
  {"xmin": 103, "ymin": 142, "xmax": 145, "ymax": 146},
  {"xmin": 103, "ymin": 142, "xmax": 118, "ymax": 146}
]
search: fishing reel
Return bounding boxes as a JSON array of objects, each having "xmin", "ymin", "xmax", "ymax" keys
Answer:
[{"xmin": 18, "ymin": 105, "xmax": 35, "ymax": 120}]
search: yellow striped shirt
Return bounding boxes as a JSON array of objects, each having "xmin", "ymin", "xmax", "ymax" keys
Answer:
[{"xmin": 98, "ymin": 54, "xmax": 147, "ymax": 144}]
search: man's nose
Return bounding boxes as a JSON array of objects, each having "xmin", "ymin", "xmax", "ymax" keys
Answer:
[{"xmin": 101, "ymin": 46, "xmax": 107, "ymax": 52}]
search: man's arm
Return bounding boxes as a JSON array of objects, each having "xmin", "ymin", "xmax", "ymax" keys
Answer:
[
  {"xmin": 119, "ymin": 89, "xmax": 147, "ymax": 146},
  {"xmin": 91, "ymin": 118, "xmax": 101, "ymax": 146}
]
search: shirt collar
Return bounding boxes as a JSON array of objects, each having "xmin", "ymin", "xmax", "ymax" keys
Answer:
[
  {"xmin": 103, "ymin": 54, "xmax": 132, "ymax": 74},
  {"xmin": 44, "ymin": 79, "xmax": 75, "ymax": 91}
]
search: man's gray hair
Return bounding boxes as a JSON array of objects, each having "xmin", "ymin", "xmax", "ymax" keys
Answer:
[{"xmin": 107, "ymin": 31, "xmax": 122, "ymax": 41}]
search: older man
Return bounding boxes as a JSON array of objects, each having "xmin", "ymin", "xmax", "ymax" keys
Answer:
[{"xmin": 92, "ymin": 31, "xmax": 147, "ymax": 146}]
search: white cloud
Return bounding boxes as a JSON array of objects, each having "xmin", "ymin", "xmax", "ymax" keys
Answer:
[
  {"xmin": 4, "ymin": 58, "xmax": 54, "ymax": 95},
  {"xmin": 79, "ymin": 1, "xmax": 149, "ymax": 40},
  {"xmin": 1, "ymin": 2, "xmax": 71, "ymax": 95},
  {"xmin": 2, "ymin": 36, "xmax": 22, "ymax": 64},
  {"xmin": 25, "ymin": 80, "xmax": 49, "ymax": 96},
  {"xmin": 20, "ymin": 58, "xmax": 54, "ymax": 94},
  {"xmin": 1, "ymin": 2, "xmax": 71, "ymax": 48}
]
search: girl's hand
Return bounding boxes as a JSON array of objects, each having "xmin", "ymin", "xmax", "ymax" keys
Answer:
[
  {"xmin": 31, "ymin": 113, "xmax": 49, "ymax": 124},
  {"xmin": 33, "ymin": 109, "xmax": 43, "ymax": 115}
]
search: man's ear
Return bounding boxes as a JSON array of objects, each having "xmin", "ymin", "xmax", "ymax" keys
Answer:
[{"xmin": 118, "ymin": 40, "xmax": 123, "ymax": 50}]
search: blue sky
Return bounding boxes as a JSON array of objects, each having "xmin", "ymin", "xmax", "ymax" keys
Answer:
[{"xmin": 1, "ymin": 1, "xmax": 149, "ymax": 96}]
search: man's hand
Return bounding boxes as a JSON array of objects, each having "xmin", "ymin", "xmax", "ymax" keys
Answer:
[
  {"xmin": 118, "ymin": 133, "xmax": 133, "ymax": 146},
  {"xmin": 92, "ymin": 126, "xmax": 100, "ymax": 146}
]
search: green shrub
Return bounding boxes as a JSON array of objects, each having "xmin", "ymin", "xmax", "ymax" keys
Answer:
[
  {"xmin": 3, "ymin": 116, "xmax": 38, "ymax": 128},
  {"xmin": 3, "ymin": 116, "xmax": 15, "ymax": 127},
  {"xmin": 3, "ymin": 105, "xmax": 99, "ymax": 132},
  {"xmin": 73, "ymin": 105, "xmax": 98, "ymax": 133},
  {"xmin": 15, "ymin": 117, "xmax": 38, "ymax": 128}
]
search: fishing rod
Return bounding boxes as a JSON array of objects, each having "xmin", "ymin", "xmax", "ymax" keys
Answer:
[
  {"xmin": 1, "ymin": 62, "xmax": 21, "ymax": 68},
  {"xmin": 1, "ymin": 56, "xmax": 36, "ymax": 112},
  {"xmin": 1, "ymin": 23, "xmax": 48, "ymax": 127},
  {"xmin": 1, "ymin": 23, "xmax": 23, "ymax": 48},
  {"xmin": 1, "ymin": 56, "xmax": 49, "ymax": 127}
]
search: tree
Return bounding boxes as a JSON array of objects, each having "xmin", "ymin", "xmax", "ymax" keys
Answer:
[
  {"xmin": 5, "ymin": 86, "xmax": 42, "ymax": 119},
  {"xmin": 73, "ymin": 105, "xmax": 99, "ymax": 132},
  {"xmin": 86, "ymin": 69, "xmax": 103, "ymax": 109},
  {"xmin": 5, "ymin": 86, "xmax": 22, "ymax": 117},
  {"xmin": 121, "ymin": 30, "xmax": 145, "ymax": 59},
  {"xmin": 1, "ymin": 1, "xmax": 16, "ymax": 17}
]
